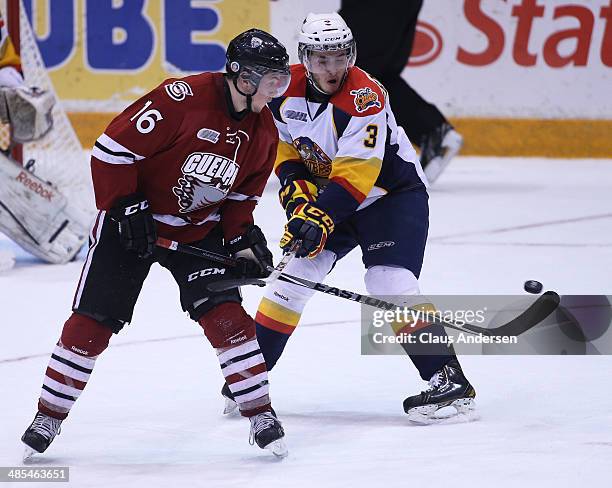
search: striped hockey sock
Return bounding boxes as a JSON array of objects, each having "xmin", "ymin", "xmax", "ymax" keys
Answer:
[
  {"xmin": 217, "ymin": 338, "xmax": 271, "ymax": 416},
  {"xmin": 37, "ymin": 313, "xmax": 112, "ymax": 420},
  {"xmin": 199, "ymin": 303, "xmax": 272, "ymax": 417},
  {"xmin": 38, "ymin": 343, "xmax": 97, "ymax": 420}
]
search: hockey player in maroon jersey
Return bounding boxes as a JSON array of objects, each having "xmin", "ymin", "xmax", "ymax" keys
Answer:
[{"xmin": 21, "ymin": 29, "xmax": 291, "ymax": 459}]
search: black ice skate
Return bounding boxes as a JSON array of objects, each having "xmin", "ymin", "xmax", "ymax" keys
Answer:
[
  {"xmin": 21, "ymin": 412, "xmax": 62, "ymax": 460},
  {"xmin": 419, "ymin": 122, "xmax": 463, "ymax": 184},
  {"xmin": 403, "ymin": 360, "xmax": 476, "ymax": 424},
  {"xmin": 221, "ymin": 382, "xmax": 238, "ymax": 415},
  {"xmin": 249, "ymin": 410, "xmax": 287, "ymax": 458}
]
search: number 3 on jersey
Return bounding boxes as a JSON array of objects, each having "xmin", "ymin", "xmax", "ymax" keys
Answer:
[
  {"xmin": 364, "ymin": 124, "xmax": 378, "ymax": 148},
  {"xmin": 130, "ymin": 100, "xmax": 163, "ymax": 134}
]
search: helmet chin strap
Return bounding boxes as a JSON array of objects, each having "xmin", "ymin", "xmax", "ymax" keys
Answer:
[{"xmin": 232, "ymin": 77, "xmax": 257, "ymax": 112}]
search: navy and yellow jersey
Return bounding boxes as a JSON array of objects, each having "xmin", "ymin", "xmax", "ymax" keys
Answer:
[
  {"xmin": 0, "ymin": 10, "xmax": 21, "ymax": 72},
  {"xmin": 269, "ymin": 64, "xmax": 425, "ymax": 224}
]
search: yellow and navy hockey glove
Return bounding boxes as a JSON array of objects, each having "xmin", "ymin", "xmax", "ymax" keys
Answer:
[
  {"xmin": 280, "ymin": 203, "xmax": 334, "ymax": 258},
  {"xmin": 278, "ymin": 179, "xmax": 319, "ymax": 218}
]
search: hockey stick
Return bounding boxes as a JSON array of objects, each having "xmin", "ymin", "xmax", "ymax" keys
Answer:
[
  {"xmin": 262, "ymin": 272, "xmax": 560, "ymax": 337},
  {"xmin": 159, "ymin": 239, "xmax": 560, "ymax": 337},
  {"xmin": 156, "ymin": 237, "xmax": 236, "ymax": 267},
  {"xmin": 155, "ymin": 237, "xmax": 299, "ymax": 288}
]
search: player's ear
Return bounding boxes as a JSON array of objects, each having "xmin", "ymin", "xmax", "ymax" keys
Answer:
[{"xmin": 236, "ymin": 74, "xmax": 254, "ymax": 95}]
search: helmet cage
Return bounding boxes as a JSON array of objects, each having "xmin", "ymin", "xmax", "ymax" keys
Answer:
[{"xmin": 299, "ymin": 39, "xmax": 356, "ymax": 72}]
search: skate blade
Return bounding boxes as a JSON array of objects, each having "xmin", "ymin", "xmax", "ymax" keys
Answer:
[
  {"xmin": 223, "ymin": 397, "xmax": 238, "ymax": 416},
  {"xmin": 264, "ymin": 438, "xmax": 288, "ymax": 458},
  {"xmin": 22, "ymin": 445, "xmax": 38, "ymax": 462},
  {"xmin": 407, "ymin": 398, "xmax": 478, "ymax": 425}
]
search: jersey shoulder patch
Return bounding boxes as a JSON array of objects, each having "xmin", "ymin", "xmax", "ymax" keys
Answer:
[{"xmin": 331, "ymin": 67, "xmax": 386, "ymax": 117}]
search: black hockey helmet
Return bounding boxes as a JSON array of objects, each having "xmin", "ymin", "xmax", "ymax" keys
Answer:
[{"xmin": 225, "ymin": 29, "xmax": 290, "ymax": 98}]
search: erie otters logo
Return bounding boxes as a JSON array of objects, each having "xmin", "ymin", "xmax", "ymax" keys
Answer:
[
  {"xmin": 292, "ymin": 137, "xmax": 332, "ymax": 178},
  {"xmin": 350, "ymin": 87, "xmax": 381, "ymax": 113},
  {"xmin": 172, "ymin": 153, "xmax": 239, "ymax": 212}
]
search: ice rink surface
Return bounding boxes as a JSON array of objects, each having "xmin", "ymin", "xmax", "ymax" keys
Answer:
[{"xmin": 1, "ymin": 157, "xmax": 611, "ymax": 487}]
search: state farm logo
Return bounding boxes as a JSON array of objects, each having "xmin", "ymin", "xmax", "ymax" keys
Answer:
[
  {"xmin": 406, "ymin": 1, "xmax": 612, "ymax": 68},
  {"xmin": 172, "ymin": 153, "xmax": 239, "ymax": 213},
  {"xmin": 408, "ymin": 21, "xmax": 443, "ymax": 66}
]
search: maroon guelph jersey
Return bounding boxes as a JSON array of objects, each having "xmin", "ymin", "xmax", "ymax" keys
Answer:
[{"xmin": 90, "ymin": 72, "xmax": 278, "ymax": 243}]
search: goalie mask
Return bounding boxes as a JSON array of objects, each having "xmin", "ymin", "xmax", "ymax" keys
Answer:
[
  {"xmin": 298, "ymin": 13, "xmax": 357, "ymax": 95},
  {"xmin": 226, "ymin": 29, "xmax": 291, "ymax": 106}
]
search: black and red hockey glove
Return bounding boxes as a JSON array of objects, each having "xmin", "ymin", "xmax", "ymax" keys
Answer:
[
  {"xmin": 110, "ymin": 193, "xmax": 157, "ymax": 259},
  {"xmin": 226, "ymin": 225, "xmax": 273, "ymax": 279}
]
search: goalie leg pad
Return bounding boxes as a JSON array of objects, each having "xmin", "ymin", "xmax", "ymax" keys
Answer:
[{"xmin": 0, "ymin": 153, "xmax": 89, "ymax": 264}]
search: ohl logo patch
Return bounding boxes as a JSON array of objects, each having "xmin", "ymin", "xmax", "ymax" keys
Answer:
[
  {"xmin": 292, "ymin": 137, "xmax": 332, "ymax": 178},
  {"xmin": 350, "ymin": 87, "xmax": 381, "ymax": 113}
]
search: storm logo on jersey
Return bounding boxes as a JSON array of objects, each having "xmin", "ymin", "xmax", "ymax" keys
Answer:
[
  {"xmin": 172, "ymin": 152, "xmax": 239, "ymax": 213},
  {"xmin": 292, "ymin": 137, "xmax": 332, "ymax": 178}
]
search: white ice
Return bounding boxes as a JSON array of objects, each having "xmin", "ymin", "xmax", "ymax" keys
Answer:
[{"xmin": 1, "ymin": 157, "xmax": 611, "ymax": 488}]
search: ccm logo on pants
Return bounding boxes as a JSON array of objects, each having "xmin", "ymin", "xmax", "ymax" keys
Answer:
[
  {"xmin": 367, "ymin": 241, "xmax": 395, "ymax": 251},
  {"xmin": 188, "ymin": 268, "xmax": 226, "ymax": 282}
]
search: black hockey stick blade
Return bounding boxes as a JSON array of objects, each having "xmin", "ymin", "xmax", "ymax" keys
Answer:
[{"xmin": 463, "ymin": 290, "xmax": 560, "ymax": 336}]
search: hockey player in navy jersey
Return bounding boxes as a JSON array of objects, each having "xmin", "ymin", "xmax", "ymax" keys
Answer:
[{"xmin": 223, "ymin": 13, "xmax": 476, "ymax": 423}]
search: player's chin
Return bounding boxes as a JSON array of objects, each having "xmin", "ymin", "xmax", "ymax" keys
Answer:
[{"xmin": 323, "ymin": 79, "xmax": 340, "ymax": 94}]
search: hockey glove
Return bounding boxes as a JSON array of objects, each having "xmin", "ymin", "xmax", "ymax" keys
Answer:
[
  {"xmin": 279, "ymin": 179, "xmax": 318, "ymax": 218},
  {"xmin": 226, "ymin": 224, "xmax": 274, "ymax": 279},
  {"xmin": 110, "ymin": 193, "xmax": 157, "ymax": 259},
  {"xmin": 280, "ymin": 203, "xmax": 334, "ymax": 258}
]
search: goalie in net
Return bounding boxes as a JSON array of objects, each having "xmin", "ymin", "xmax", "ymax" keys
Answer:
[{"xmin": 0, "ymin": 3, "xmax": 94, "ymax": 265}]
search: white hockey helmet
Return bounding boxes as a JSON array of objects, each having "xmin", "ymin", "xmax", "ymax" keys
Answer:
[{"xmin": 298, "ymin": 13, "xmax": 357, "ymax": 78}]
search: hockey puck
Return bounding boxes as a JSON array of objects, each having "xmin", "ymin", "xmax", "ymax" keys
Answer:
[{"xmin": 524, "ymin": 280, "xmax": 543, "ymax": 294}]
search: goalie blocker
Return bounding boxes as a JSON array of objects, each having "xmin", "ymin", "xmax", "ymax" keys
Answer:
[{"xmin": 0, "ymin": 152, "xmax": 88, "ymax": 264}]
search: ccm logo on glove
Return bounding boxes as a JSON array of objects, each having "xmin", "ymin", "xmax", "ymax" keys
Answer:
[{"xmin": 124, "ymin": 200, "xmax": 149, "ymax": 216}]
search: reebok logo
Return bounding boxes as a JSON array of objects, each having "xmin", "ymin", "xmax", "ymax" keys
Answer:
[
  {"xmin": 230, "ymin": 334, "xmax": 247, "ymax": 345},
  {"xmin": 70, "ymin": 346, "xmax": 89, "ymax": 356},
  {"xmin": 273, "ymin": 291, "xmax": 290, "ymax": 302},
  {"xmin": 15, "ymin": 171, "xmax": 55, "ymax": 201}
]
